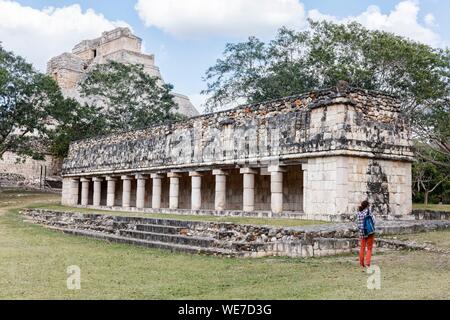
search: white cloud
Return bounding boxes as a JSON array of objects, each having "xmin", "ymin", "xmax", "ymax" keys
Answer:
[
  {"xmin": 308, "ymin": 1, "xmax": 442, "ymax": 47},
  {"xmin": 424, "ymin": 13, "xmax": 436, "ymax": 27},
  {"xmin": 135, "ymin": 0, "xmax": 442, "ymax": 47},
  {"xmin": 135, "ymin": 0, "xmax": 306, "ymax": 38},
  {"xmin": 0, "ymin": 0, "xmax": 129, "ymax": 71}
]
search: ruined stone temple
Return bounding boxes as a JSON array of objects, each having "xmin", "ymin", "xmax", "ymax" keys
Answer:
[
  {"xmin": 47, "ymin": 27, "xmax": 199, "ymax": 117},
  {"xmin": 0, "ymin": 27, "xmax": 199, "ymax": 187},
  {"xmin": 61, "ymin": 86, "xmax": 414, "ymax": 221}
]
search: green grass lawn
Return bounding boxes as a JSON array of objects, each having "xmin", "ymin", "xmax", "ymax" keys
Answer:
[
  {"xmin": 1, "ymin": 189, "xmax": 449, "ymax": 299},
  {"xmin": 0, "ymin": 188, "xmax": 60, "ymax": 208},
  {"xmin": 413, "ymin": 203, "xmax": 450, "ymax": 212}
]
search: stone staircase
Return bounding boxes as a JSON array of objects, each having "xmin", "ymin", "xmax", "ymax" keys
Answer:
[
  {"xmin": 50, "ymin": 227, "xmax": 238, "ymax": 256},
  {"xmin": 21, "ymin": 209, "xmax": 450, "ymax": 258},
  {"xmin": 23, "ymin": 211, "xmax": 243, "ymax": 257}
]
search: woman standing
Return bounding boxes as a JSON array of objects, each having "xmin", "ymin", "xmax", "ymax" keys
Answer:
[{"xmin": 356, "ymin": 200, "xmax": 376, "ymax": 269}]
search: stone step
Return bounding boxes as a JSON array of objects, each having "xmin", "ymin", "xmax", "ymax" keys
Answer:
[
  {"xmin": 44, "ymin": 226, "xmax": 240, "ymax": 257},
  {"xmin": 376, "ymin": 221, "xmax": 450, "ymax": 235},
  {"xmin": 135, "ymin": 224, "xmax": 187, "ymax": 235},
  {"xmin": 27, "ymin": 218, "xmax": 115, "ymax": 233},
  {"xmin": 113, "ymin": 216, "xmax": 203, "ymax": 228},
  {"xmin": 119, "ymin": 229, "xmax": 217, "ymax": 248},
  {"xmin": 24, "ymin": 218, "xmax": 70, "ymax": 226}
]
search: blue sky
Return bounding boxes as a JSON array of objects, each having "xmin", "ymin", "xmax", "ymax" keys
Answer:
[{"xmin": 0, "ymin": 0, "xmax": 448, "ymax": 111}]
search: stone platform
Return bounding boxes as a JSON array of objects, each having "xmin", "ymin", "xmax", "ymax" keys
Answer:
[
  {"xmin": 412, "ymin": 210, "xmax": 450, "ymax": 221},
  {"xmin": 22, "ymin": 209, "xmax": 450, "ymax": 258}
]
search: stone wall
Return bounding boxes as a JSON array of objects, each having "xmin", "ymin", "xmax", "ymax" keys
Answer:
[
  {"xmin": 0, "ymin": 152, "xmax": 62, "ymax": 187},
  {"xmin": 62, "ymin": 87, "xmax": 413, "ymax": 176},
  {"xmin": 303, "ymin": 156, "xmax": 412, "ymax": 218},
  {"xmin": 413, "ymin": 210, "xmax": 450, "ymax": 220}
]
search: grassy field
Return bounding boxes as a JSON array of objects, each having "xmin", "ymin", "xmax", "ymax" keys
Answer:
[
  {"xmin": 0, "ymin": 189, "xmax": 60, "ymax": 208},
  {"xmin": 0, "ymin": 189, "xmax": 449, "ymax": 299},
  {"xmin": 413, "ymin": 203, "xmax": 450, "ymax": 212}
]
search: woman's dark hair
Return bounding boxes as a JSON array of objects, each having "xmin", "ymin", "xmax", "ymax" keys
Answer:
[{"xmin": 358, "ymin": 200, "xmax": 369, "ymax": 212}]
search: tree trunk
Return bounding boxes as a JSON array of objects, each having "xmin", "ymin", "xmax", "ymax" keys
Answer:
[{"xmin": 424, "ymin": 191, "xmax": 429, "ymax": 205}]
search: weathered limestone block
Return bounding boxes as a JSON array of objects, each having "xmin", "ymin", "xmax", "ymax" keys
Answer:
[
  {"xmin": 92, "ymin": 177, "xmax": 103, "ymax": 206},
  {"xmin": 151, "ymin": 174, "xmax": 164, "ymax": 209},
  {"xmin": 190, "ymin": 172, "xmax": 202, "ymax": 210},
  {"xmin": 106, "ymin": 177, "xmax": 117, "ymax": 207},
  {"xmin": 213, "ymin": 169, "xmax": 228, "ymax": 211},
  {"xmin": 241, "ymin": 168, "xmax": 257, "ymax": 212},
  {"xmin": 269, "ymin": 165, "xmax": 286, "ymax": 214},
  {"xmin": 121, "ymin": 175, "xmax": 133, "ymax": 208},
  {"xmin": 135, "ymin": 174, "xmax": 148, "ymax": 209},
  {"xmin": 303, "ymin": 156, "xmax": 413, "ymax": 217},
  {"xmin": 80, "ymin": 178, "xmax": 90, "ymax": 206},
  {"xmin": 168, "ymin": 172, "xmax": 181, "ymax": 209}
]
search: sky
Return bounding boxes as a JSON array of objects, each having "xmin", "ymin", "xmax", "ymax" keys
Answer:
[{"xmin": 0, "ymin": 0, "xmax": 449, "ymax": 112}]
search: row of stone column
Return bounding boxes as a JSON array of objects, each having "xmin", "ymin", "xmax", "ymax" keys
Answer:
[{"xmin": 73, "ymin": 165, "xmax": 286, "ymax": 213}]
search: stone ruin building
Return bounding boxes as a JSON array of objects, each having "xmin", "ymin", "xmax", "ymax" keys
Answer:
[
  {"xmin": 61, "ymin": 86, "xmax": 414, "ymax": 221},
  {"xmin": 0, "ymin": 27, "xmax": 199, "ymax": 188},
  {"xmin": 47, "ymin": 27, "xmax": 199, "ymax": 117}
]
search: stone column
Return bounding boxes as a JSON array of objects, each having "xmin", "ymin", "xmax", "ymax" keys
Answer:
[
  {"xmin": 301, "ymin": 164, "xmax": 308, "ymax": 214},
  {"xmin": 80, "ymin": 178, "xmax": 90, "ymax": 206},
  {"xmin": 92, "ymin": 177, "xmax": 103, "ymax": 206},
  {"xmin": 70, "ymin": 178, "xmax": 80, "ymax": 206},
  {"xmin": 168, "ymin": 172, "xmax": 181, "ymax": 209},
  {"xmin": 240, "ymin": 168, "xmax": 257, "ymax": 212},
  {"xmin": 151, "ymin": 174, "xmax": 164, "ymax": 209},
  {"xmin": 213, "ymin": 169, "xmax": 227, "ymax": 211},
  {"xmin": 135, "ymin": 174, "xmax": 148, "ymax": 209},
  {"xmin": 190, "ymin": 172, "xmax": 202, "ymax": 210},
  {"xmin": 121, "ymin": 175, "xmax": 133, "ymax": 208},
  {"xmin": 269, "ymin": 165, "xmax": 286, "ymax": 215},
  {"xmin": 106, "ymin": 177, "xmax": 117, "ymax": 207}
]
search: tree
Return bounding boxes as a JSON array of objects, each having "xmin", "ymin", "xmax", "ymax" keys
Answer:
[
  {"xmin": 47, "ymin": 100, "xmax": 107, "ymax": 158},
  {"xmin": 1, "ymin": 44, "xmax": 108, "ymax": 162},
  {"xmin": 80, "ymin": 61, "xmax": 181, "ymax": 132},
  {"xmin": 0, "ymin": 45, "xmax": 66, "ymax": 161},
  {"xmin": 413, "ymin": 147, "xmax": 450, "ymax": 204},
  {"xmin": 202, "ymin": 20, "xmax": 450, "ymax": 165},
  {"xmin": 413, "ymin": 98, "xmax": 450, "ymax": 168},
  {"xmin": 1, "ymin": 48, "xmax": 185, "ymax": 162}
]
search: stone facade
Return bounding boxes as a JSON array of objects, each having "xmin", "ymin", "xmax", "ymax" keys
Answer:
[
  {"xmin": 0, "ymin": 151, "xmax": 62, "ymax": 187},
  {"xmin": 60, "ymin": 86, "xmax": 414, "ymax": 220},
  {"xmin": 47, "ymin": 27, "xmax": 199, "ymax": 117}
]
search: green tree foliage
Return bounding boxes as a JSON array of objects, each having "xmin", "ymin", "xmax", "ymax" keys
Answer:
[
  {"xmin": 413, "ymin": 145, "xmax": 450, "ymax": 204},
  {"xmin": 80, "ymin": 61, "xmax": 181, "ymax": 132},
  {"xmin": 0, "ymin": 44, "xmax": 115, "ymax": 160},
  {"xmin": 1, "ymin": 45, "xmax": 73, "ymax": 160},
  {"xmin": 203, "ymin": 20, "xmax": 450, "ymax": 165},
  {"xmin": 46, "ymin": 100, "xmax": 107, "ymax": 158}
]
